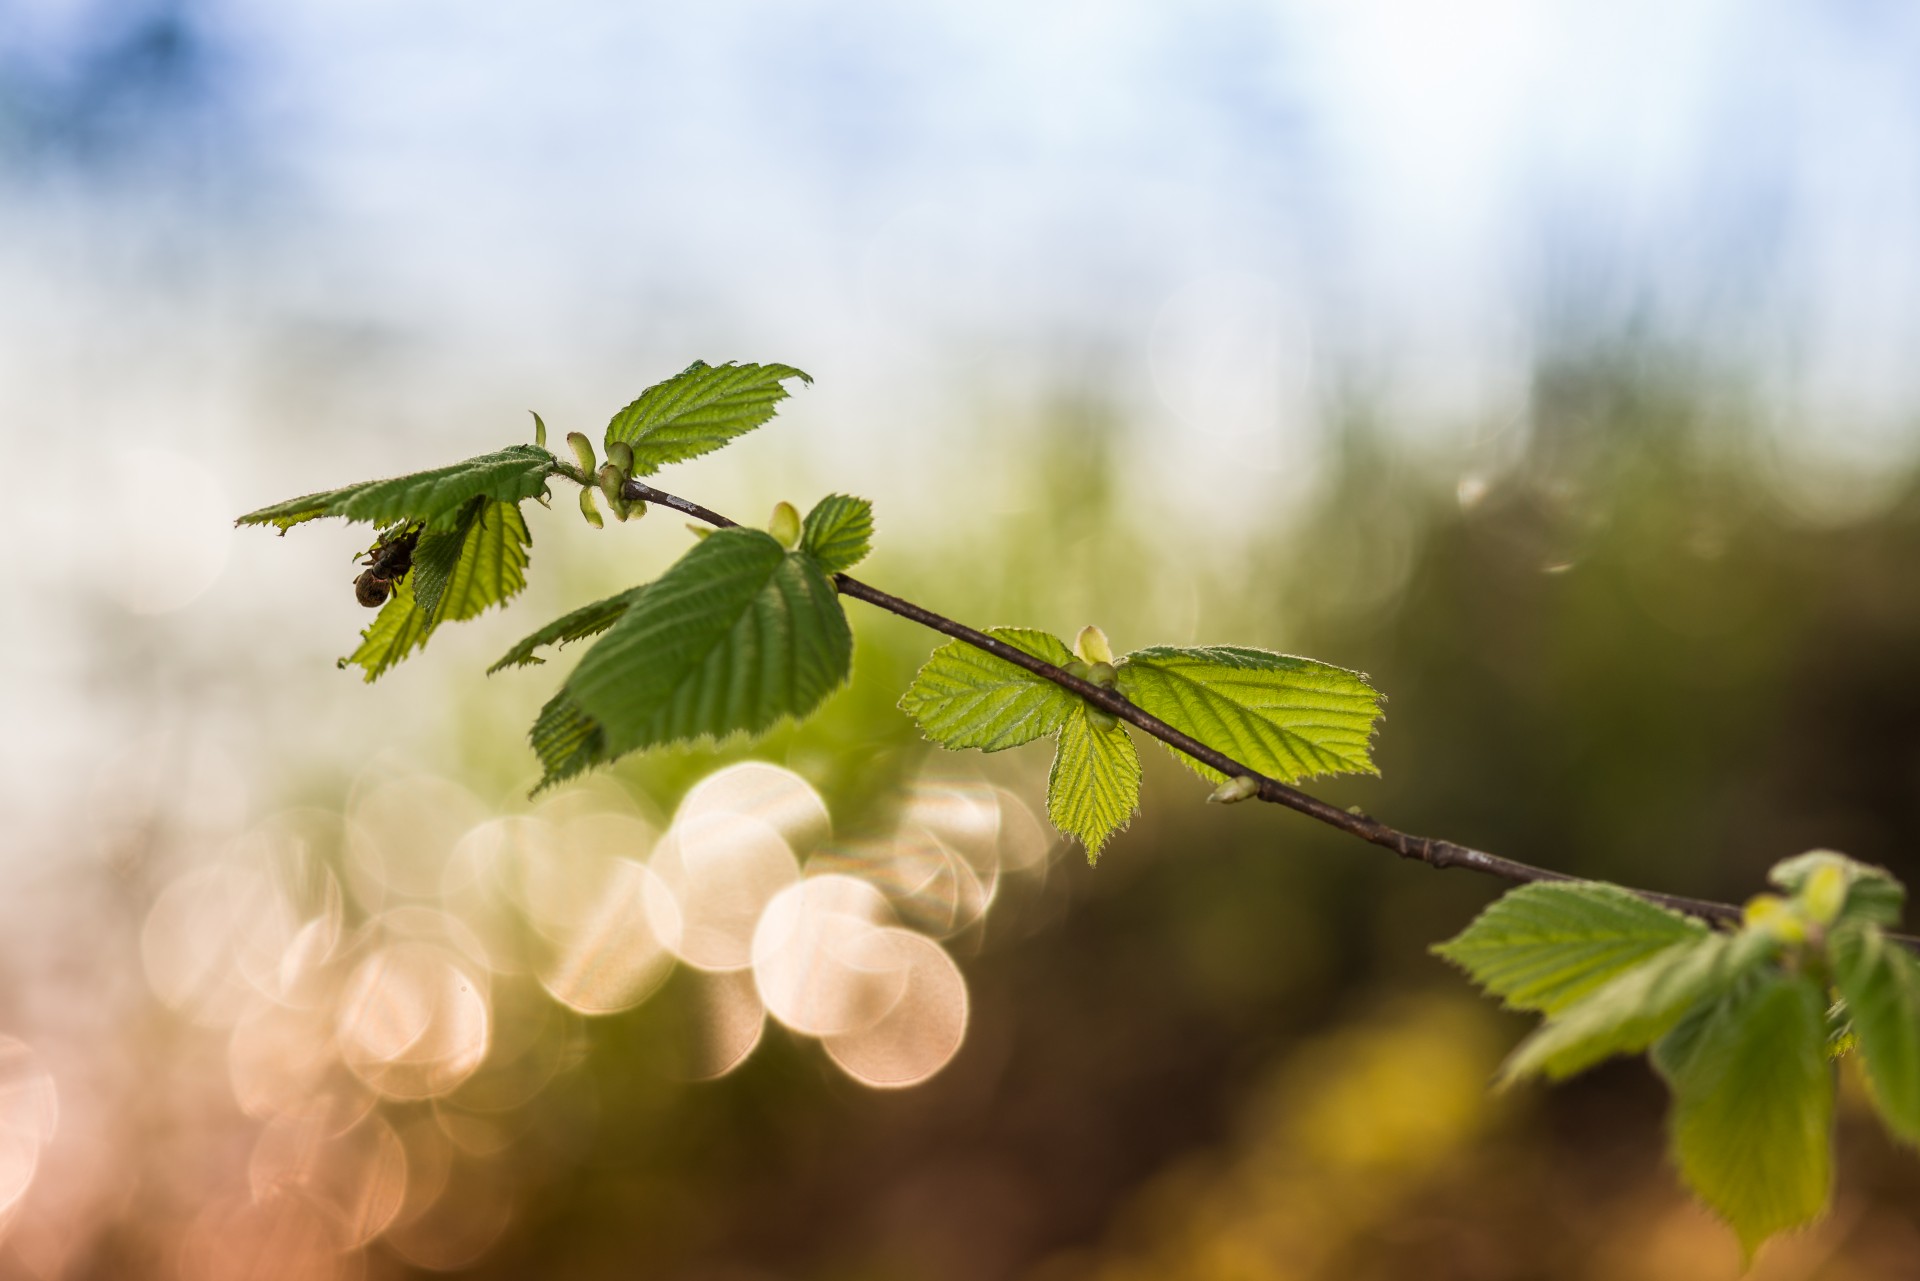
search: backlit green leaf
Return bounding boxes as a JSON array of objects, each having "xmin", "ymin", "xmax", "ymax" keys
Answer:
[
  {"xmin": 489, "ymin": 587, "xmax": 644, "ymax": 673},
  {"xmin": 237, "ymin": 445, "xmax": 554, "ymax": 532},
  {"xmin": 1500, "ymin": 932, "xmax": 1754, "ymax": 1083},
  {"xmin": 1434, "ymin": 881, "xmax": 1707, "ymax": 1015},
  {"xmin": 603, "ymin": 360, "xmax": 811, "ymax": 475},
  {"xmin": 418, "ymin": 500, "xmax": 531, "ymax": 621},
  {"xmin": 1831, "ymin": 923, "xmax": 1920, "ymax": 1145},
  {"xmin": 1047, "ymin": 704, "xmax": 1140, "ymax": 862},
  {"xmin": 562, "ymin": 527, "xmax": 852, "ymax": 757},
  {"xmin": 339, "ymin": 498, "xmax": 531, "ymax": 681},
  {"xmin": 1114, "ymin": 646, "xmax": 1381, "ymax": 784},
  {"xmin": 899, "ymin": 628, "xmax": 1078, "ymax": 752},
  {"xmin": 1656, "ymin": 971, "xmax": 1834, "ymax": 1259},
  {"xmin": 800, "ymin": 494, "xmax": 874, "ymax": 574}
]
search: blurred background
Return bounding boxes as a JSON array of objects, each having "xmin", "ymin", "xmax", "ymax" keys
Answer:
[{"xmin": 4, "ymin": 1, "xmax": 1920, "ymax": 1277}]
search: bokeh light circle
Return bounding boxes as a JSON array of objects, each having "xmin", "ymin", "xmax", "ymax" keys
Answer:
[{"xmin": 820, "ymin": 928, "xmax": 970, "ymax": 1088}]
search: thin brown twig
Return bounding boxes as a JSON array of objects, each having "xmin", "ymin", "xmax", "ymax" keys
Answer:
[{"xmin": 623, "ymin": 476, "xmax": 1899, "ymax": 936}]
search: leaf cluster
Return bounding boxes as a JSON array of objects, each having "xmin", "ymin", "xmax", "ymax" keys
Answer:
[
  {"xmin": 898, "ymin": 628, "xmax": 1382, "ymax": 859},
  {"xmin": 235, "ymin": 361, "xmax": 814, "ymax": 682},
  {"xmin": 1436, "ymin": 852, "xmax": 1914, "ymax": 1258}
]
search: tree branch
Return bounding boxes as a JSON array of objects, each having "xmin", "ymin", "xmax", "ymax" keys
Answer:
[{"xmin": 623, "ymin": 476, "xmax": 1821, "ymax": 931}]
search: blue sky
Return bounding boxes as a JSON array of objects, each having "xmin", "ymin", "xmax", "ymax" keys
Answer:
[
  {"xmin": 7, "ymin": 0, "xmax": 1920, "ymax": 452},
  {"xmin": 3, "ymin": 0, "xmax": 1919, "ymax": 609}
]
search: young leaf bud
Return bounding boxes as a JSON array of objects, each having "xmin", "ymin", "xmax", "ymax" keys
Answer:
[
  {"xmin": 1800, "ymin": 862, "xmax": 1849, "ymax": 926},
  {"xmin": 768, "ymin": 501, "xmax": 802, "ymax": 549},
  {"xmin": 597, "ymin": 464, "xmax": 629, "ymax": 520},
  {"xmin": 607, "ymin": 441, "xmax": 635, "ymax": 475},
  {"xmin": 1208, "ymin": 775, "xmax": 1260, "ymax": 805},
  {"xmin": 578, "ymin": 485, "xmax": 604, "ymax": 530},
  {"xmin": 1075, "ymin": 625, "xmax": 1114, "ymax": 665},
  {"xmin": 531, "ymin": 410, "xmax": 548, "ymax": 450},
  {"xmin": 1742, "ymin": 893, "xmax": 1807, "ymax": 943},
  {"xmin": 566, "ymin": 431, "xmax": 596, "ymax": 476},
  {"xmin": 1063, "ymin": 659, "xmax": 1091, "ymax": 681},
  {"xmin": 1086, "ymin": 661, "xmax": 1118, "ymax": 689},
  {"xmin": 1086, "ymin": 707, "xmax": 1119, "ymax": 732},
  {"xmin": 687, "ymin": 523, "xmax": 711, "ymax": 540}
]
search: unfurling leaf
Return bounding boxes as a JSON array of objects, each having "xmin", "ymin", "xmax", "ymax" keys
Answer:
[
  {"xmin": 1831, "ymin": 923, "xmax": 1920, "ymax": 1145},
  {"xmin": 237, "ymin": 445, "xmax": 554, "ymax": 533},
  {"xmin": 1434, "ymin": 882, "xmax": 1708, "ymax": 1016},
  {"xmin": 1655, "ymin": 971, "xmax": 1834, "ymax": 1259},
  {"xmin": 490, "ymin": 587, "xmax": 644, "ymax": 673},
  {"xmin": 1048, "ymin": 703, "xmax": 1140, "ymax": 862},
  {"xmin": 899, "ymin": 628, "xmax": 1077, "ymax": 752},
  {"xmin": 768, "ymin": 501, "xmax": 802, "ymax": 550},
  {"xmin": 800, "ymin": 494, "xmax": 874, "ymax": 574},
  {"xmin": 557, "ymin": 526, "xmax": 852, "ymax": 763},
  {"xmin": 1074, "ymin": 625, "xmax": 1113, "ymax": 665},
  {"xmin": 340, "ymin": 498, "xmax": 531, "ymax": 681},
  {"xmin": 1114, "ymin": 646, "xmax": 1381, "ymax": 784},
  {"xmin": 603, "ymin": 360, "xmax": 811, "ymax": 475}
]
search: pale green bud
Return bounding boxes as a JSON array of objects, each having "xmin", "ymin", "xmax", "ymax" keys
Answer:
[
  {"xmin": 1075, "ymin": 625, "xmax": 1114, "ymax": 665},
  {"xmin": 1801, "ymin": 863, "xmax": 1849, "ymax": 926},
  {"xmin": 1063, "ymin": 659, "xmax": 1091, "ymax": 681},
  {"xmin": 566, "ymin": 431, "xmax": 596, "ymax": 475},
  {"xmin": 578, "ymin": 485, "xmax": 604, "ymax": 530},
  {"xmin": 1086, "ymin": 661, "xmax": 1118, "ymax": 689},
  {"xmin": 531, "ymin": 410, "xmax": 548, "ymax": 450},
  {"xmin": 769, "ymin": 500, "xmax": 802, "ymax": 549},
  {"xmin": 597, "ymin": 464, "xmax": 630, "ymax": 520},
  {"xmin": 1743, "ymin": 894, "xmax": 1807, "ymax": 943},
  {"xmin": 1208, "ymin": 775, "xmax": 1259, "ymax": 805},
  {"xmin": 607, "ymin": 441, "xmax": 635, "ymax": 475},
  {"xmin": 1086, "ymin": 707, "xmax": 1119, "ymax": 732}
]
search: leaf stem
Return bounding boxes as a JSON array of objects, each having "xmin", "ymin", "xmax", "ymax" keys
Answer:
[{"xmin": 619, "ymin": 476, "xmax": 1861, "ymax": 932}]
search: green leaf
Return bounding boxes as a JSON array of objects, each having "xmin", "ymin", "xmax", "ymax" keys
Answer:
[
  {"xmin": 530, "ymin": 688, "xmax": 608, "ymax": 791},
  {"xmin": 339, "ymin": 499, "xmax": 531, "ymax": 681},
  {"xmin": 1047, "ymin": 704, "xmax": 1140, "ymax": 862},
  {"xmin": 338, "ymin": 575, "xmax": 434, "ymax": 684},
  {"xmin": 1656, "ymin": 971, "xmax": 1834, "ymax": 1259},
  {"xmin": 1499, "ymin": 932, "xmax": 1752, "ymax": 1083},
  {"xmin": 1831, "ymin": 923, "xmax": 1920, "ymax": 1145},
  {"xmin": 899, "ymin": 628, "xmax": 1078, "ymax": 752},
  {"xmin": 1769, "ymin": 850, "xmax": 1905, "ymax": 927},
  {"xmin": 489, "ymin": 587, "xmax": 644, "ymax": 673},
  {"xmin": 603, "ymin": 360, "xmax": 811, "ymax": 475},
  {"xmin": 237, "ymin": 445, "xmax": 554, "ymax": 533},
  {"xmin": 1434, "ymin": 882, "xmax": 1707, "ymax": 1016},
  {"xmin": 561, "ymin": 527, "xmax": 852, "ymax": 757},
  {"xmin": 800, "ymin": 494, "xmax": 874, "ymax": 575},
  {"xmin": 418, "ymin": 499, "xmax": 531, "ymax": 621},
  {"xmin": 1113, "ymin": 646, "xmax": 1381, "ymax": 784}
]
